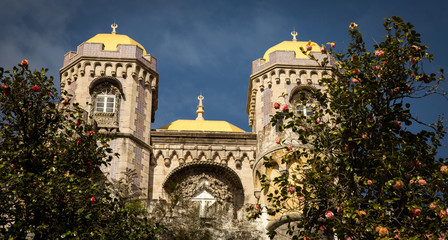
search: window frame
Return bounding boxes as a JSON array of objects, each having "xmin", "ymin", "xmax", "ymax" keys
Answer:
[
  {"xmin": 289, "ymin": 87, "xmax": 316, "ymax": 118},
  {"xmin": 95, "ymin": 93, "xmax": 116, "ymax": 113}
]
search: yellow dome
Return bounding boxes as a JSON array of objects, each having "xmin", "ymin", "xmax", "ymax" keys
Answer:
[
  {"xmin": 160, "ymin": 120, "xmax": 245, "ymax": 132},
  {"xmin": 86, "ymin": 33, "xmax": 147, "ymax": 55},
  {"xmin": 263, "ymin": 40, "xmax": 320, "ymax": 62}
]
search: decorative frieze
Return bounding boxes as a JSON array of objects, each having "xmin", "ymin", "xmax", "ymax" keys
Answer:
[
  {"xmin": 153, "ymin": 143, "xmax": 256, "ymax": 168},
  {"xmin": 247, "ymin": 67, "xmax": 332, "ymax": 128},
  {"xmin": 61, "ymin": 60, "xmax": 158, "ymax": 89}
]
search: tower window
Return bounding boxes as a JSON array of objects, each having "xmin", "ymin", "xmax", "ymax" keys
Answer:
[
  {"xmin": 95, "ymin": 94, "xmax": 116, "ymax": 113},
  {"xmin": 290, "ymin": 88, "xmax": 315, "ymax": 117},
  {"xmin": 295, "ymin": 102, "xmax": 314, "ymax": 117},
  {"xmin": 89, "ymin": 78, "xmax": 122, "ymax": 128}
]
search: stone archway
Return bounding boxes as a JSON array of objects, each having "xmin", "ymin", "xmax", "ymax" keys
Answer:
[{"xmin": 163, "ymin": 162, "xmax": 244, "ymax": 218}]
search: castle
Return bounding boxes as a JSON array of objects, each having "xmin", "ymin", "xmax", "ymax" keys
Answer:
[{"xmin": 59, "ymin": 24, "xmax": 334, "ymax": 235}]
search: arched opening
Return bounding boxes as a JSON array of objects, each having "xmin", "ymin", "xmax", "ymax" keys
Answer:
[
  {"xmin": 289, "ymin": 86, "xmax": 317, "ymax": 117},
  {"xmin": 163, "ymin": 162, "xmax": 244, "ymax": 219},
  {"xmin": 89, "ymin": 77, "xmax": 124, "ymax": 128}
]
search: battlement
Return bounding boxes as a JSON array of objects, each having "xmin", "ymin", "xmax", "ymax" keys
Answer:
[
  {"xmin": 251, "ymin": 50, "xmax": 334, "ymax": 75},
  {"xmin": 63, "ymin": 42, "xmax": 157, "ymax": 72}
]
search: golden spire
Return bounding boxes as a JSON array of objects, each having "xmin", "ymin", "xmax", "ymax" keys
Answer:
[
  {"xmin": 196, "ymin": 94, "xmax": 205, "ymax": 120},
  {"xmin": 111, "ymin": 22, "xmax": 118, "ymax": 34}
]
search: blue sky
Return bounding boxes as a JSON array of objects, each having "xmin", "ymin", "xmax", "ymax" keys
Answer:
[{"xmin": 1, "ymin": 0, "xmax": 447, "ymax": 155}]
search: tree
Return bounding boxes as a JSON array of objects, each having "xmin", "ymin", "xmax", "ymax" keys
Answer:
[
  {"xmin": 151, "ymin": 181, "xmax": 264, "ymax": 240},
  {"xmin": 254, "ymin": 17, "xmax": 448, "ymax": 239},
  {"xmin": 0, "ymin": 62, "xmax": 162, "ymax": 239}
]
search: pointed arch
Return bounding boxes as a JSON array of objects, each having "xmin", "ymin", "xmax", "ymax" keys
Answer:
[
  {"xmin": 212, "ymin": 151, "xmax": 220, "ymax": 162},
  {"xmin": 184, "ymin": 151, "xmax": 193, "ymax": 163},
  {"xmin": 198, "ymin": 151, "xmax": 206, "ymax": 161},
  {"xmin": 154, "ymin": 150, "xmax": 164, "ymax": 160},
  {"xmin": 163, "ymin": 162, "xmax": 245, "ymax": 214},
  {"xmin": 170, "ymin": 150, "xmax": 178, "ymax": 161}
]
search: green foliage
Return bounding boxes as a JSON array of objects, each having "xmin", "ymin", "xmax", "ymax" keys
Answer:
[
  {"xmin": 261, "ymin": 17, "xmax": 448, "ymax": 239},
  {"xmin": 154, "ymin": 183, "xmax": 263, "ymax": 239},
  {"xmin": 0, "ymin": 63, "xmax": 161, "ymax": 239}
]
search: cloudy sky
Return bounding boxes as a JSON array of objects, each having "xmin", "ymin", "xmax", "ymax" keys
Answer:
[{"xmin": 1, "ymin": 0, "xmax": 447, "ymax": 154}]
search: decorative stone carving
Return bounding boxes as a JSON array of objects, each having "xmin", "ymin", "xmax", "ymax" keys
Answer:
[
  {"xmin": 164, "ymin": 158, "xmax": 171, "ymax": 167},
  {"xmin": 90, "ymin": 80, "xmax": 121, "ymax": 128},
  {"xmin": 249, "ymin": 159, "xmax": 255, "ymax": 169},
  {"xmin": 235, "ymin": 159, "xmax": 242, "ymax": 169},
  {"xmin": 176, "ymin": 173, "xmax": 233, "ymax": 205},
  {"xmin": 97, "ymin": 126, "xmax": 118, "ymax": 134}
]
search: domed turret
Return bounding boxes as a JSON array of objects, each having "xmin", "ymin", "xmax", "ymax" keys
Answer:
[
  {"xmin": 248, "ymin": 31, "xmax": 335, "ymax": 234},
  {"xmin": 59, "ymin": 23, "xmax": 159, "ymax": 190},
  {"xmin": 263, "ymin": 31, "xmax": 320, "ymax": 62},
  {"xmin": 263, "ymin": 40, "xmax": 320, "ymax": 62},
  {"xmin": 247, "ymin": 31, "xmax": 333, "ymax": 132},
  {"xmin": 86, "ymin": 33, "xmax": 148, "ymax": 55}
]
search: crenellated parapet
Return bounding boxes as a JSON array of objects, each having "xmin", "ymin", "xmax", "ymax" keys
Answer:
[
  {"xmin": 62, "ymin": 42, "xmax": 156, "ymax": 70},
  {"xmin": 251, "ymin": 50, "xmax": 334, "ymax": 75},
  {"xmin": 60, "ymin": 43, "xmax": 158, "ymax": 90}
]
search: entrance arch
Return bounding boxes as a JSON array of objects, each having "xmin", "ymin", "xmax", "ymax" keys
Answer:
[{"xmin": 163, "ymin": 162, "xmax": 245, "ymax": 217}]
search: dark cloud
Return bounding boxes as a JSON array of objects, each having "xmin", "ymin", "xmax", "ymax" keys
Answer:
[{"xmin": 1, "ymin": 0, "xmax": 447, "ymax": 155}]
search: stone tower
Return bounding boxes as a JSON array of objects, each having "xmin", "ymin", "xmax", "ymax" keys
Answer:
[
  {"xmin": 248, "ymin": 31, "xmax": 335, "ymax": 233},
  {"xmin": 59, "ymin": 24, "xmax": 159, "ymax": 189}
]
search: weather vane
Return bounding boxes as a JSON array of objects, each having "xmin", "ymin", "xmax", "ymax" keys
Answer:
[
  {"xmin": 111, "ymin": 22, "xmax": 118, "ymax": 34},
  {"xmin": 198, "ymin": 94, "xmax": 204, "ymax": 105},
  {"xmin": 291, "ymin": 28, "xmax": 298, "ymax": 41}
]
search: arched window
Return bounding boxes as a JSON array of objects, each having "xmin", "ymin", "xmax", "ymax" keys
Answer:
[
  {"xmin": 289, "ymin": 87, "xmax": 315, "ymax": 117},
  {"xmin": 89, "ymin": 77, "xmax": 123, "ymax": 128}
]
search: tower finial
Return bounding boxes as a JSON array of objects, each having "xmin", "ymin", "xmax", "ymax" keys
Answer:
[
  {"xmin": 111, "ymin": 22, "xmax": 118, "ymax": 34},
  {"xmin": 196, "ymin": 94, "xmax": 205, "ymax": 120},
  {"xmin": 291, "ymin": 29, "xmax": 298, "ymax": 41}
]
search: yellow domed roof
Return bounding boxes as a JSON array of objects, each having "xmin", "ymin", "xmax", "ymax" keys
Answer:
[
  {"xmin": 160, "ymin": 120, "xmax": 245, "ymax": 132},
  {"xmin": 86, "ymin": 33, "xmax": 147, "ymax": 55},
  {"xmin": 263, "ymin": 40, "xmax": 320, "ymax": 62}
]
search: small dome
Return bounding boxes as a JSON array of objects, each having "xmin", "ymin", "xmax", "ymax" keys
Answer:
[
  {"xmin": 159, "ymin": 120, "xmax": 245, "ymax": 132},
  {"xmin": 86, "ymin": 33, "xmax": 147, "ymax": 55},
  {"xmin": 263, "ymin": 40, "xmax": 320, "ymax": 62}
]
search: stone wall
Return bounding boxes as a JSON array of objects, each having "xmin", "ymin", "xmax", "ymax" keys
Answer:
[{"xmin": 150, "ymin": 130, "xmax": 257, "ymax": 219}]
